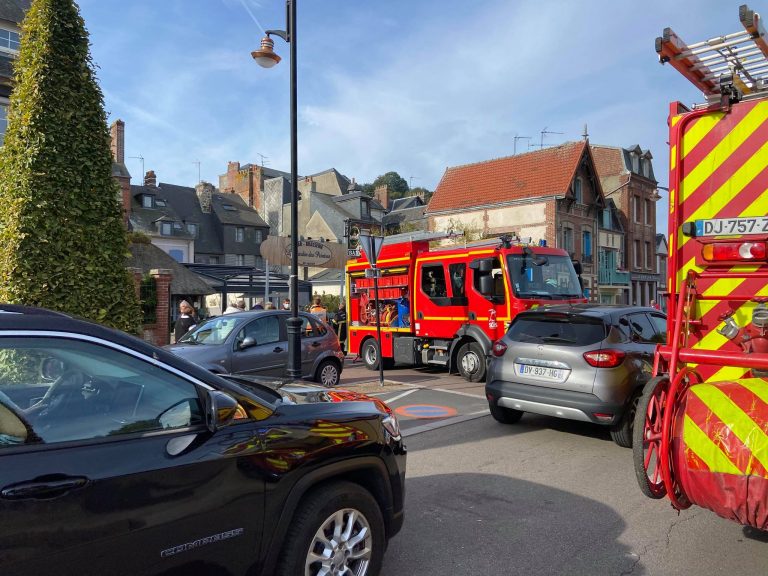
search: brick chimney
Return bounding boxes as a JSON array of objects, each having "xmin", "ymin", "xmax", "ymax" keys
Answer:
[
  {"xmin": 144, "ymin": 170, "xmax": 157, "ymax": 187},
  {"xmin": 196, "ymin": 181, "xmax": 214, "ymax": 213},
  {"xmin": 374, "ymin": 184, "xmax": 389, "ymax": 211},
  {"xmin": 109, "ymin": 119, "xmax": 125, "ymax": 164}
]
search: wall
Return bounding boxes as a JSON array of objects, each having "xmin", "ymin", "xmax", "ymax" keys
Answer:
[{"xmin": 431, "ymin": 201, "xmax": 548, "ymax": 241}]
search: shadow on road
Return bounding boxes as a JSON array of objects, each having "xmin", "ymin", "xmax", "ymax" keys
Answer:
[{"xmin": 382, "ymin": 473, "xmax": 643, "ymax": 576}]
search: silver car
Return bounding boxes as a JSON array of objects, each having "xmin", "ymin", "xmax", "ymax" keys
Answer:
[
  {"xmin": 167, "ymin": 310, "xmax": 345, "ymax": 386},
  {"xmin": 485, "ymin": 305, "xmax": 666, "ymax": 447}
]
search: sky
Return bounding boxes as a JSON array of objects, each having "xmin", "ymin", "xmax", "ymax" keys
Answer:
[{"xmin": 76, "ymin": 0, "xmax": 740, "ymax": 234}]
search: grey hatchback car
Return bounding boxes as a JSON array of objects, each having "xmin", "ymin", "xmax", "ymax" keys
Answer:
[
  {"xmin": 485, "ymin": 305, "xmax": 666, "ymax": 447},
  {"xmin": 167, "ymin": 310, "xmax": 345, "ymax": 386}
]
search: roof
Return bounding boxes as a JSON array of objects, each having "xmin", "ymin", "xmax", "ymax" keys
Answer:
[
  {"xmin": 382, "ymin": 205, "xmax": 427, "ymax": 227},
  {"xmin": 211, "ymin": 193, "xmax": 269, "ymax": 227},
  {"xmin": 0, "ymin": 0, "xmax": 30, "ymax": 24},
  {"xmin": 127, "ymin": 242, "xmax": 214, "ymax": 295},
  {"xmin": 591, "ymin": 143, "xmax": 657, "ymax": 185},
  {"xmin": 238, "ymin": 163, "xmax": 292, "ymax": 180},
  {"xmin": 300, "ymin": 168, "xmax": 351, "ymax": 196},
  {"xmin": 427, "ymin": 141, "xmax": 588, "ymax": 213},
  {"xmin": 390, "ymin": 195, "xmax": 424, "ymax": 211},
  {"xmin": 310, "ymin": 268, "xmax": 343, "ymax": 283}
]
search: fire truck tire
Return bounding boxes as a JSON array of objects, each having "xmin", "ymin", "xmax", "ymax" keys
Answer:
[
  {"xmin": 609, "ymin": 391, "xmax": 640, "ymax": 448},
  {"xmin": 360, "ymin": 339, "xmax": 392, "ymax": 371},
  {"xmin": 632, "ymin": 376, "xmax": 669, "ymax": 499},
  {"xmin": 457, "ymin": 342, "xmax": 486, "ymax": 382}
]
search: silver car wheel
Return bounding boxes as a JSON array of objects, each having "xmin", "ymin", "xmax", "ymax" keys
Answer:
[
  {"xmin": 320, "ymin": 362, "xmax": 339, "ymax": 386},
  {"xmin": 305, "ymin": 507, "xmax": 373, "ymax": 576}
]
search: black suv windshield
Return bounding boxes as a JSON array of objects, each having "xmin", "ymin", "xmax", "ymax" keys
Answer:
[
  {"xmin": 507, "ymin": 254, "xmax": 582, "ymax": 300},
  {"xmin": 507, "ymin": 313, "xmax": 607, "ymax": 346}
]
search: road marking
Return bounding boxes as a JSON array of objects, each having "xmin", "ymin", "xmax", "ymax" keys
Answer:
[
  {"xmin": 403, "ymin": 410, "xmax": 490, "ymax": 437},
  {"xmin": 382, "ymin": 389, "xmax": 418, "ymax": 404},
  {"xmin": 417, "ymin": 386, "xmax": 486, "ymax": 399},
  {"xmin": 395, "ymin": 404, "xmax": 459, "ymax": 419}
]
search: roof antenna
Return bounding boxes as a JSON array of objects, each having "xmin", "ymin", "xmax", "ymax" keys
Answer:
[
  {"xmin": 192, "ymin": 159, "xmax": 201, "ymax": 183},
  {"xmin": 513, "ymin": 135, "xmax": 531, "ymax": 155},
  {"xmin": 582, "ymin": 123, "xmax": 589, "ymax": 140},
  {"xmin": 129, "ymin": 154, "xmax": 145, "ymax": 180},
  {"xmin": 540, "ymin": 127, "xmax": 564, "ymax": 149}
]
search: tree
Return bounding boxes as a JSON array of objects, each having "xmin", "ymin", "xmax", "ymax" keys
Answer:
[{"xmin": 0, "ymin": 0, "xmax": 140, "ymax": 332}]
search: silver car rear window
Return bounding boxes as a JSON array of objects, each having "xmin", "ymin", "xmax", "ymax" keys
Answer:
[{"xmin": 507, "ymin": 314, "xmax": 607, "ymax": 346}]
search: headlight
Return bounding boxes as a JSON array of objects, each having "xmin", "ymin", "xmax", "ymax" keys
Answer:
[{"xmin": 382, "ymin": 414, "xmax": 401, "ymax": 441}]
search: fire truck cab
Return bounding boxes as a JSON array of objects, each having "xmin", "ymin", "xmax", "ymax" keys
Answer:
[{"xmin": 346, "ymin": 231, "xmax": 586, "ymax": 381}]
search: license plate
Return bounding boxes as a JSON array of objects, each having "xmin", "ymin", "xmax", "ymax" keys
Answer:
[
  {"xmin": 695, "ymin": 216, "xmax": 768, "ymax": 237},
  {"xmin": 515, "ymin": 364, "xmax": 564, "ymax": 381}
]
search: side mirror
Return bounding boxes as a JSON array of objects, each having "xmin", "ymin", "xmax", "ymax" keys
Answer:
[
  {"xmin": 205, "ymin": 390, "xmax": 239, "ymax": 432},
  {"xmin": 533, "ymin": 256, "xmax": 549, "ymax": 267},
  {"xmin": 239, "ymin": 336, "xmax": 256, "ymax": 350},
  {"xmin": 479, "ymin": 275, "xmax": 494, "ymax": 295}
]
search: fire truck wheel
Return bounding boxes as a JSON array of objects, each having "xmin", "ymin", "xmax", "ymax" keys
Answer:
[
  {"xmin": 457, "ymin": 342, "xmax": 486, "ymax": 382},
  {"xmin": 632, "ymin": 376, "xmax": 669, "ymax": 499},
  {"xmin": 361, "ymin": 339, "xmax": 380, "ymax": 371}
]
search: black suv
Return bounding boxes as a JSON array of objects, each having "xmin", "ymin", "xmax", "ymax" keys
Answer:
[{"xmin": 0, "ymin": 306, "xmax": 405, "ymax": 576}]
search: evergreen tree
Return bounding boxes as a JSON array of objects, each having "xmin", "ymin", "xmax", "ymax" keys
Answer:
[{"xmin": 0, "ymin": 0, "xmax": 140, "ymax": 332}]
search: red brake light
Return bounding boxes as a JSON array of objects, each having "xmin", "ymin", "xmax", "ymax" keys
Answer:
[
  {"xmin": 583, "ymin": 349, "xmax": 625, "ymax": 368},
  {"xmin": 492, "ymin": 340, "xmax": 508, "ymax": 357},
  {"xmin": 701, "ymin": 242, "xmax": 767, "ymax": 262}
]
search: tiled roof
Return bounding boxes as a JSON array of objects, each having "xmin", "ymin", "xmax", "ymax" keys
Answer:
[
  {"xmin": 127, "ymin": 243, "xmax": 214, "ymax": 296},
  {"xmin": 427, "ymin": 141, "xmax": 588, "ymax": 213},
  {"xmin": 590, "ymin": 145, "xmax": 627, "ymax": 182}
]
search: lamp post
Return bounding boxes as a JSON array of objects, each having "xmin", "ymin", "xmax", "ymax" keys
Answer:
[{"xmin": 252, "ymin": 0, "xmax": 301, "ymax": 379}]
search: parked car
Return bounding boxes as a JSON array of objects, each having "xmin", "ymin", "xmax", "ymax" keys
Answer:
[
  {"xmin": 485, "ymin": 304, "xmax": 666, "ymax": 447},
  {"xmin": 0, "ymin": 305, "xmax": 405, "ymax": 576},
  {"xmin": 167, "ymin": 310, "xmax": 345, "ymax": 386}
]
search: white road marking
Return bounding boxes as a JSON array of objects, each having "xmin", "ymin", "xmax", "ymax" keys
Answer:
[{"xmin": 380, "ymin": 389, "xmax": 418, "ymax": 404}]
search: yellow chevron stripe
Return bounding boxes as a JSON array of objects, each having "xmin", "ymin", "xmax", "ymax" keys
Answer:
[
  {"xmin": 676, "ymin": 255, "xmax": 703, "ymax": 285},
  {"xmin": 683, "ymin": 414, "xmax": 743, "ymax": 475},
  {"xmin": 681, "ymin": 103, "xmax": 768, "ymax": 202},
  {"xmin": 691, "ymin": 384, "xmax": 768, "ymax": 472},
  {"xmin": 681, "ymin": 112, "xmax": 725, "ymax": 160},
  {"xmin": 669, "ymin": 187, "xmax": 675, "ymax": 213},
  {"xmin": 737, "ymin": 378, "xmax": 768, "ymax": 405},
  {"xmin": 671, "ymin": 114, "xmax": 682, "ymax": 127},
  {"xmin": 740, "ymin": 188, "xmax": 768, "ymax": 218},
  {"xmin": 670, "ymin": 145, "xmax": 677, "ymax": 172},
  {"xmin": 708, "ymin": 365, "xmax": 748, "ymax": 382}
]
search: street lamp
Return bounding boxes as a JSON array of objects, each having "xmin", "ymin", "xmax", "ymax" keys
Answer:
[{"xmin": 252, "ymin": 0, "xmax": 301, "ymax": 379}]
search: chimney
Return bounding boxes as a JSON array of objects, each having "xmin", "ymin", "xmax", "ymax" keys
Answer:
[
  {"xmin": 374, "ymin": 184, "xmax": 389, "ymax": 211},
  {"xmin": 109, "ymin": 119, "xmax": 125, "ymax": 164},
  {"xmin": 144, "ymin": 170, "xmax": 157, "ymax": 187},
  {"xmin": 196, "ymin": 181, "xmax": 214, "ymax": 213}
]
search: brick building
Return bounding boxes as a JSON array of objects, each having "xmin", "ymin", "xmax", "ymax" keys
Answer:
[{"xmin": 426, "ymin": 141, "xmax": 608, "ymax": 299}]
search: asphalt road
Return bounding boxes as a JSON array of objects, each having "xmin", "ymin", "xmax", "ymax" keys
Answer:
[{"xmin": 380, "ymin": 414, "xmax": 768, "ymax": 576}]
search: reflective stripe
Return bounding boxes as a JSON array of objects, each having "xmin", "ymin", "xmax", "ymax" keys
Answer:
[
  {"xmin": 691, "ymin": 384, "xmax": 768, "ymax": 472},
  {"xmin": 737, "ymin": 378, "xmax": 768, "ymax": 406},
  {"xmin": 683, "ymin": 413, "xmax": 743, "ymax": 475},
  {"xmin": 680, "ymin": 112, "xmax": 725, "ymax": 162}
]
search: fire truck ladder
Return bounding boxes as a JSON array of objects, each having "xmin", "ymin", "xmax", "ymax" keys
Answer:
[{"xmin": 657, "ymin": 4, "xmax": 768, "ymax": 106}]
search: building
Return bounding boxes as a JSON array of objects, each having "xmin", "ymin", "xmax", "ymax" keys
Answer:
[
  {"xmin": 0, "ymin": 0, "xmax": 30, "ymax": 146},
  {"xmin": 219, "ymin": 160, "xmax": 291, "ymax": 214},
  {"xmin": 656, "ymin": 233, "xmax": 669, "ymax": 310},
  {"xmin": 591, "ymin": 144, "xmax": 660, "ymax": 306},
  {"xmin": 427, "ymin": 141, "xmax": 607, "ymax": 299},
  {"xmin": 382, "ymin": 194, "xmax": 428, "ymax": 234},
  {"xmin": 597, "ymin": 199, "xmax": 630, "ymax": 304}
]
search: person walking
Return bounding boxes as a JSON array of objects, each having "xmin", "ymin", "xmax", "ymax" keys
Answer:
[
  {"xmin": 236, "ymin": 299, "xmax": 247, "ymax": 312},
  {"xmin": 224, "ymin": 301, "xmax": 239, "ymax": 314},
  {"xmin": 309, "ymin": 296, "xmax": 328, "ymax": 322},
  {"xmin": 265, "ymin": 302, "xmax": 276, "ymax": 310},
  {"xmin": 253, "ymin": 300, "xmax": 264, "ymax": 310},
  {"xmin": 282, "ymin": 298, "xmax": 291, "ymax": 310},
  {"xmin": 333, "ymin": 301, "xmax": 347, "ymax": 352},
  {"xmin": 174, "ymin": 300, "xmax": 198, "ymax": 342}
]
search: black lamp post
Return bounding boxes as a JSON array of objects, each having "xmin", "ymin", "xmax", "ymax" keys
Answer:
[{"xmin": 252, "ymin": 0, "xmax": 301, "ymax": 379}]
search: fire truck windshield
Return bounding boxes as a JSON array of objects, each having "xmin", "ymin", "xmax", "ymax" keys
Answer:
[{"xmin": 507, "ymin": 254, "xmax": 582, "ymax": 300}]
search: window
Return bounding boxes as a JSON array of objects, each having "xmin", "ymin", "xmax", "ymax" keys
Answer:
[
  {"xmin": 633, "ymin": 196, "xmax": 640, "ymax": 223},
  {"xmin": 421, "ymin": 264, "xmax": 447, "ymax": 299},
  {"xmin": 160, "ymin": 221, "xmax": 172, "ymax": 236},
  {"xmin": 561, "ymin": 226, "xmax": 574, "ymax": 253},
  {"xmin": 507, "ymin": 254, "xmax": 582, "ymax": 299},
  {"xmin": 645, "ymin": 242, "xmax": 652, "ymax": 268},
  {"xmin": 507, "ymin": 314, "xmax": 607, "ymax": 347},
  {"xmin": 602, "ymin": 208, "xmax": 611, "ymax": 229},
  {"xmin": 299, "ymin": 316, "xmax": 317, "ymax": 338},
  {"xmin": 473, "ymin": 256, "xmax": 507, "ymax": 303},
  {"xmin": 633, "ymin": 240, "xmax": 640, "ymax": 268},
  {"xmin": 254, "ymin": 230, "xmax": 263, "ymax": 243},
  {"xmin": 155, "ymin": 199, "xmax": 167, "ymax": 207},
  {"xmin": 642, "ymin": 158, "xmax": 651, "ymax": 178},
  {"xmin": 0, "ymin": 337, "xmax": 203, "ymax": 446},
  {"xmin": 209, "ymin": 256, "xmax": 219, "ymax": 265},
  {"xmin": 142, "ymin": 195, "xmax": 154, "ymax": 208},
  {"xmin": 236, "ymin": 227, "xmax": 244, "ymax": 242},
  {"xmin": 222, "ymin": 203, "xmax": 237, "ymax": 212},
  {"xmin": 0, "ymin": 103, "xmax": 7, "ymax": 147},
  {"xmin": 582, "ymin": 229, "xmax": 592, "ymax": 260},
  {"xmin": 239, "ymin": 316, "xmax": 280, "ymax": 346},
  {"xmin": 650, "ymin": 314, "xmax": 668, "ymax": 343},
  {"xmin": 236, "ymin": 254, "xmax": 245, "ymax": 266},
  {"xmin": 362, "ymin": 200, "xmax": 370, "ymax": 218},
  {"xmin": 0, "ymin": 28, "xmax": 20, "ymax": 52},
  {"xmin": 449, "ymin": 263, "xmax": 466, "ymax": 297},
  {"xmin": 645, "ymin": 199, "xmax": 652, "ymax": 225},
  {"xmin": 573, "ymin": 178, "xmax": 583, "ymax": 204},
  {"xmin": 169, "ymin": 249, "xmax": 184, "ymax": 262},
  {"xmin": 187, "ymin": 223, "xmax": 197, "ymax": 236},
  {"xmin": 632, "ymin": 154, "xmax": 640, "ymax": 173},
  {"xmin": 626, "ymin": 313, "xmax": 663, "ymax": 343}
]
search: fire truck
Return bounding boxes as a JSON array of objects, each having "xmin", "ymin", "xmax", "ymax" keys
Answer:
[
  {"xmin": 633, "ymin": 4, "xmax": 768, "ymax": 531},
  {"xmin": 345, "ymin": 231, "xmax": 586, "ymax": 382}
]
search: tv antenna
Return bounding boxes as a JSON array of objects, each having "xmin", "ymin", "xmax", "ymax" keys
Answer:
[
  {"xmin": 513, "ymin": 135, "xmax": 531, "ymax": 155},
  {"xmin": 540, "ymin": 127, "xmax": 564, "ymax": 148},
  {"xmin": 409, "ymin": 176, "xmax": 420, "ymax": 189},
  {"xmin": 192, "ymin": 159, "xmax": 201, "ymax": 183},
  {"xmin": 256, "ymin": 153, "xmax": 269, "ymax": 167},
  {"xmin": 129, "ymin": 154, "xmax": 145, "ymax": 179}
]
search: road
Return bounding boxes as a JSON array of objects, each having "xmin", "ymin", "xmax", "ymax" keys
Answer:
[{"xmin": 337, "ymin": 362, "xmax": 768, "ymax": 576}]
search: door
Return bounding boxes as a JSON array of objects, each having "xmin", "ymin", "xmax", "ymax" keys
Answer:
[
  {"xmin": 622, "ymin": 312, "xmax": 659, "ymax": 376},
  {"xmin": 0, "ymin": 335, "xmax": 264, "ymax": 576},
  {"xmin": 300, "ymin": 315, "xmax": 326, "ymax": 378},
  {"xmin": 413, "ymin": 260, "xmax": 470, "ymax": 338},
  {"xmin": 230, "ymin": 313, "xmax": 287, "ymax": 376}
]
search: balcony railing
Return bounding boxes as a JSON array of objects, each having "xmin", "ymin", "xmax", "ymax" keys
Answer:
[{"xmin": 599, "ymin": 266, "xmax": 630, "ymax": 286}]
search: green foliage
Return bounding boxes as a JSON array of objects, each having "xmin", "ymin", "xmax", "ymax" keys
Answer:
[
  {"xmin": 0, "ymin": 0, "xmax": 141, "ymax": 333},
  {"xmin": 361, "ymin": 172, "xmax": 432, "ymax": 203},
  {"xmin": 127, "ymin": 231, "xmax": 151, "ymax": 244},
  {"xmin": 439, "ymin": 217, "xmax": 484, "ymax": 246},
  {"xmin": 0, "ymin": 349, "xmax": 47, "ymax": 386}
]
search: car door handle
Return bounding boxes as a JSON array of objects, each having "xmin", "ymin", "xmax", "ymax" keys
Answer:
[
  {"xmin": 273, "ymin": 346, "xmax": 284, "ymax": 353},
  {"xmin": 1, "ymin": 476, "xmax": 89, "ymax": 500}
]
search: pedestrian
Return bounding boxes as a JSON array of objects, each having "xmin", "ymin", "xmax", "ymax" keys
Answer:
[
  {"xmin": 650, "ymin": 299, "xmax": 661, "ymax": 310},
  {"xmin": 309, "ymin": 296, "xmax": 328, "ymax": 322},
  {"xmin": 333, "ymin": 301, "xmax": 347, "ymax": 351},
  {"xmin": 224, "ymin": 301, "xmax": 239, "ymax": 314},
  {"xmin": 253, "ymin": 300, "xmax": 264, "ymax": 310},
  {"xmin": 265, "ymin": 302, "xmax": 276, "ymax": 310},
  {"xmin": 236, "ymin": 299, "xmax": 247, "ymax": 311},
  {"xmin": 282, "ymin": 298, "xmax": 291, "ymax": 310},
  {"xmin": 174, "ymin": 300, "xmax": 198, "ymax": 342}
]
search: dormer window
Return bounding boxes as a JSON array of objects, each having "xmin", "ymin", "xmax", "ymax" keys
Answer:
[
  {"xmin": 573, "ymin": 178, "xmax": 583, "ymax": 204},
  {"xmin": 631, "ymin": 153, "xmax": 640, "ymax": 173},
  {"xmin": 142, "ymin": 195, "xmax": 154, "ymax": 208},
  {"xmin": 155, "ymin": 198, "xmax": 167, "ymax": 207},
  {"xmin": 222, "ymin": 203, "xmax": 237, "ymax": 211},
  {"xmin": 362, "ymin": 200, "xmax": 370, "ymax": 217},
  {"xmin": 0, "ymin": 29, "xmax": 21, "ymax": 53},
  {"xmin": 160, "ymin": 222, "xmax": 172, "ymax": 236},
  {"xmin": 187, "ymin": 223, "xmax": 198, "ymax": 236}
]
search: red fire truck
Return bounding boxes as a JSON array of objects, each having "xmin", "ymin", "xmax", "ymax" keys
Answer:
[
  {"xmin": 633, "ymin": 5, "xmax": 768, "ymax": 531},
  {"xmin": 345, "ymin": 231, "xmax": 586, "ymax": 381}
]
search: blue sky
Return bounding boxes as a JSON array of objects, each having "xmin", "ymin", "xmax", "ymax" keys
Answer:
[{"xmin": 77, "ymin": 0, "xmax": 737, "ymax": 232}]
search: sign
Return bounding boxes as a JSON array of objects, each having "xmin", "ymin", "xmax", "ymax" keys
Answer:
[
  {"xmin": 358, "ymin": 232, "xmax": 385, "ymax": 265},
  {"xmin": 284, "ymin": 239, "xmax": 333, "ymax": 267},
  {"xmin": 260, "ymin": 236, "xmax": 347, "ymax": 268},
  {"xmin": 394, "ymin": 404, "xmax": 458, "ymax": 419},
  {"xmin": 347, "ymin": 248, "xmax": 361, "ymax": 258}
]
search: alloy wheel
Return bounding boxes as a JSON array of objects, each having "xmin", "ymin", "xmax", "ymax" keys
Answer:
[{"xmin": 305, "ymin": 507, "xmax": 373, "ymax": 576}]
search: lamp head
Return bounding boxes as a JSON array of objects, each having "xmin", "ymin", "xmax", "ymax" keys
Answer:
[{"xmin": 252, "ymin": 36, "xmax": 281, "ymax": 68}]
